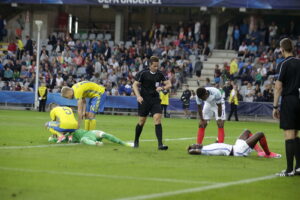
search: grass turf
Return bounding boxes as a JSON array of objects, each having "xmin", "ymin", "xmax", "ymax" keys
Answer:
[{"xmin": 0, "ymin": 110, "xmax": 299, "ymax": 200}]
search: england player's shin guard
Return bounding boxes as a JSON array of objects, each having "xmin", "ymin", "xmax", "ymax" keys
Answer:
[
  {"xmin": 197, "ymin": 128, "xmax": 205, "ymax": 144},
  {"xmin": 218, "ymin": 128, "xmax": 225, "ymax": 143}
]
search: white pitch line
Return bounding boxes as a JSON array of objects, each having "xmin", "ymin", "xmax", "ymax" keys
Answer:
[
  {"xmin": 0, "ymin": 167, "xmax": 214, "ymax": 185},
  {"xmin": 0, "ymin": 136, "xmax": 282, "ymax": 150},
  {"xmin": 0, "ymin": 143, "xmax": 80, "ymax": 150},
  {"xmin": 114, "ymin": 175, "xmax": 277, "ymax": 200}
]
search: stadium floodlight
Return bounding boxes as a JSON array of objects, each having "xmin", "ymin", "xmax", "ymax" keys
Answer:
[
  {"xmin": 200, "ymin": 6, "xmax": 207, "ymax": 11},
  {"xmin": 11, "ymin": 3, "xmax": 18, "ymax": 7},
  {"xmin": 222, "ymin": 7, "xmax": 226, "ymax": 12},
  {"xmin": 34, "ymin": 20, "xmax": 43, "ymax": 110},
  {"xmin": 68, "ymin": 14, "xmax": 72, "ymax": 34},
  {"xmin": 75, "ymin": 18, "xmax": 78, "ymax": 34},
  {"xmin": 239, "ymin": 7, "xmax": 246, "ymax": 12}
]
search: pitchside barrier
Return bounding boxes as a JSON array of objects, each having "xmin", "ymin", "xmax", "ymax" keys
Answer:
[{"xmin": 0, "ymin": 91, "xmax": 273, "ymax": 118}]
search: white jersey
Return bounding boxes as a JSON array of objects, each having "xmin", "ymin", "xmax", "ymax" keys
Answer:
[
  {"xmin": 201, "ymin": 139, "xmax": 252, "ymax": 157},
  {"xmin": 196, "ymin": 87, "xmax": 224, "ymax": 106},
  {"xmin": 196, "ymin": 87, "xmax": 226, "ymax": 120},
  {"xmin": 201, "ymin": 143, "xmax": 233, "ymax": 156}
]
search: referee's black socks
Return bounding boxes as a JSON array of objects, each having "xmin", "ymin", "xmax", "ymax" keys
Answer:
[
  {"xmin": 285, "ymin": 139, "xmax": 295, "ymax": 172},
  {"xmin": 155, "ymin": 124, "xmax": 163, "ymax": 146},
  {"xmin": 294, "ymin": 137, "xmax": 300, "ymax": 169}
]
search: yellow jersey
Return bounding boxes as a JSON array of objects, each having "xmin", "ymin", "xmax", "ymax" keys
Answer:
[
  {"xmin": 50, "ymin": 106, "xmax": 78, "ymax": 129},
  {"xmin": 160, "ymin": 91, "xmax": 169, "ymax": 105},
  {"xmin": 72, "ymin": 81, "xmax": 105, "ymax": 100}
]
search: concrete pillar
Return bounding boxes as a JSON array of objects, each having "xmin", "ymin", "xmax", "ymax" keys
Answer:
[
  {"xmin": 209, "ymin": 14, "xmax": 219, "ymax": 49},
  {"xmin": 114, "ymin": 11, "xmax": 124, "ymax": 44}
]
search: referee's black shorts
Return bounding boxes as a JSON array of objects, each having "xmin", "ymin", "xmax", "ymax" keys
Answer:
[
  {"xmin": 138, "ymin": 98, "xmax": 162, "ymax": 117},
  {"xmin": 280, "ymin": 95, "xmax": 300, "ymax": 130}
]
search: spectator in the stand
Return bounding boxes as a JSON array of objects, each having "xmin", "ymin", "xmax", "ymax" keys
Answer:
[
  {"xmin": 228, "ymin": 84, "xmax": 239, "ymax": 121},
  {"xmin": 194, "ymin": 21, "xmax": 201, "ymax": 42},
  {"xmin": 238, "ymin": 41, "xmax": 248, "ymax": 57},
  {"xmin": 248, "ymin": 42, "xmax": 258, "ymax": 58},
  {"xmin": 233, "ymin": 25, "xmax": 240, "ymax": 51},
  {"xmin": 8, "ymin": 40, "xmax": 17, "ymax": 53},
  {"xmin": 205, "ymin": 78, "xmax": 211, "ymax": 87},
  {"xmin": 3, "ymin": 67, "xmax": 13, "ymax": 81},
  {"xmin": 202, "ymin": 42, "xmax": 211, "ymax": 61},
  {"xmin": 24, "ymin": 35, "xmax": 33, "ymax": 56},
  {"xmin": 214, "ymin": 64, "xmax": 221, "ymax": 84},
  {"xmin": 222, "ymin": 80, "xmax": 233, "ymax": 100},
  {"xmin": 181, "ymin": 84, "xmax": 191, "ymax": 119},
  {"xmin": 243, "ymin": 82, "xmax": 255, "ymax": 102},
  {"xmin": 225, "ymin": 23, "xmax": 234, "ymax": 50},
  {"xmin": 240, "ymin": 19, "xmax": 249, "ymax": 41},
  {"xmin": 296, "ymin": 36, "xmax": 300, "ymax": 55},
  {"xmin": 124, "ymin": 80, "xmax": 132, "ymax": 96},
  {"xmin": 2, "ymin": 81, "xmax": 10, "ymax": 91},
  {"xmin": 254, "ymin": 92, "xmax": 265, "ymax": 102},
  {"xmin": 229, "ymin": 58, "xmax": 238, "ymax": 80},
  {"xmin": 263, "ymin": 84, "xmax": 273, "ymax": 102},
  {"xmin": 269, "ymin": 21, "xmax": 278, "ymax": 44},
  {"xmin": 16, "ymin": 37, "xmax": 24, "ymax": 60},
  {"xmin": 239, "ymin": 64, "xmax": 251, "ymax": 83}
]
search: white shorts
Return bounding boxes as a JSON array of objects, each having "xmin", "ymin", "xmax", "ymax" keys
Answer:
[
  {"xmin": 233, "ymin": 139, "xmax": 252, "ymax": 157},
  {"xmin": 203, "ymin": 102, "xmax": 226, "ymax": 120}
]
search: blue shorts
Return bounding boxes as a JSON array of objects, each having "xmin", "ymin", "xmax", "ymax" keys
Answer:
[
  {"xmin": 46, "ymin": 121, "xmax": 76, "ymax": 133},
  {"xmin": 86, "ymin": 96, "xmax": 101, "ymax": 114}
]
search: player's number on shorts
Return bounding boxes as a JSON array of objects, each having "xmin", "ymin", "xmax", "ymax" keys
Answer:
[{"xmin": 63, "ymin": 107, "xmax": 72, "ymax": 115}]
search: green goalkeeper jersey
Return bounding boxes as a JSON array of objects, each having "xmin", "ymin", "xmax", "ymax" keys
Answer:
[{"xmin": 72, "ymin": 129, "xmax": 102, "ymax": 143}]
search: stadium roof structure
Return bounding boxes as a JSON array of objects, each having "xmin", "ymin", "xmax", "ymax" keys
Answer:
[{"xmin": 1, "ymin": 0, "xmax": 300, "ymax": 10}]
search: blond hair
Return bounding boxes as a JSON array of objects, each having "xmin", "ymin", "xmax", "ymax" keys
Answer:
[{"xmin": 61, "ymin": 86, "xmax": 73, "ymax": 98}]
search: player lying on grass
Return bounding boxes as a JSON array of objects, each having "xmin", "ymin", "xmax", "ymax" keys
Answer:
[
  {"xmin": 48, "ymin": 128, "xmax": 133, "ymax": 147},
  {"xmin": 45, "ymin": 103, "xmax": 78, "ymax": 143},
  {"xmin": 187, "ymin": 129, "xmax": 281, "ymax": 158}
]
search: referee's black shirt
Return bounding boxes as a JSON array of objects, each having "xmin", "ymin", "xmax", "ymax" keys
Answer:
[
  {"xmin": 135, "ymin": 69, "xmax": 167, "ymax": 99},
  {"xmin": 277, "ymin": 56, "xmax": 300, "ymax": 97}
]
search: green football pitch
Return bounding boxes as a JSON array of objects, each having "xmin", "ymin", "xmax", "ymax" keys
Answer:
[{"xmin": 0, "ymin": 110, "xmax": 299, "ymax": 200}]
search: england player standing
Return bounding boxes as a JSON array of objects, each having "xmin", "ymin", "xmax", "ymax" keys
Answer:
[
  {"xmin": 132, "ymin": 56, "xmax": 172, "ymax": 150},
  {"xmin": 196, "ymin": 87, "xmax": 226, "ymax": 144},
  {"xmin": 273, "ymin": 38, "xmax": 300, "ymax": 176}
]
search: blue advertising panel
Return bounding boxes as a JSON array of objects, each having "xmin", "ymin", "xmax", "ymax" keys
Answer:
[{"xmin": 1, "ymin": 0, "xmax": 300, "ymax": 10}]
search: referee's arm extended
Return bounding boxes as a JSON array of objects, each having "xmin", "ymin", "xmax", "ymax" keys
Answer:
[{"xmin": 273, "ymin": 80, "xmax": 283, "ymax": 119}]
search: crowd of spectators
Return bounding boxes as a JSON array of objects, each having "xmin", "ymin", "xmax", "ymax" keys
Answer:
[
  {"xmin": 219, "ymin": 19, "xmax": 300, "ymax": 103},
  {"xmin": 0, "ymin": 21, "xmax": 211, "ymax": 96},
  {"xmin": 1, "ymin": 17, "xmax": 300, "ymax": 105}
]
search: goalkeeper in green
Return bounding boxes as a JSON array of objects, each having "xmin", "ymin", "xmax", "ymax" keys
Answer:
[{"xmin": 70, "ymin": 129, "xmax": 133, "ymax": 147}]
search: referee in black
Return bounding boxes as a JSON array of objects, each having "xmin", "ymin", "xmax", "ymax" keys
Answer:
[
  {"xmin": 273, "ymin": 38, "xmax": 300, "ymax": 176},
  {"xmin": 132, "ymin": 56, "xmax": 171, "ymax": 150}
]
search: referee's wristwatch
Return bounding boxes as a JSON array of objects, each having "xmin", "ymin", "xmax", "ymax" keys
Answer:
[{"xmin": 273, "ymin": 105, "xmax": 279, "ymax": 109}]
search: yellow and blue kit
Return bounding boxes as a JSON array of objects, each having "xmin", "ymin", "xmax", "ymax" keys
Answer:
[
  {"xmin": 46, "ymin": 106, "xmax": 78, "ymax": 136},
  {"xmin": 72, "ymin": 81, "xmax": 105, "ymax": 114}
]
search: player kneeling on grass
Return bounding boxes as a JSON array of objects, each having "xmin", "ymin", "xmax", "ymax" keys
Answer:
[
  {"xmin": 45, "ymin": 103, "xmax": 78, "ymax": 143},
  {"xmin": 188, "ymin": 129, "xmax": 281, "ymax": 158},
  {"xmin": 70, "ymin": 129, "xmax": 133, "ymax": 147}
]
